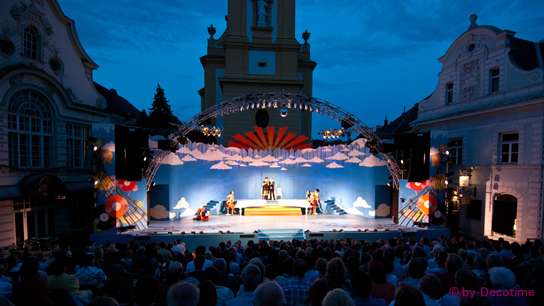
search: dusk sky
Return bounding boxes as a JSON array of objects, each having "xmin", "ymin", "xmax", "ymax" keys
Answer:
[{"xmin": 57, "ymin": 0, "xmax": 544, "ymax": 139}]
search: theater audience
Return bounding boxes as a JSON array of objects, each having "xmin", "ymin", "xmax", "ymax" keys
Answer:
[
  {"xmin": 225, "ymin": 264, "xmax": 260, "ymax": 306},
  {"xmin": 167, "ymin": 282, "xmax": 199, "ymax": 306},
  {"xmin": 280, "ymin": 259, "xmax": 312, "ymax": 306},
  {"xmin": 254, "ymin": 281, "xmax": 285, "ymax": 306},
  {"xmin": 322, "ymin": 288, "xmax": 355, "ymax": 306}
]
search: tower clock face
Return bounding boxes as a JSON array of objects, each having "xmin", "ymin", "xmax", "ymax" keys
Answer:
[{"xmin": 255, "ymin": 109, "xmax": 269, "ymax": 128}]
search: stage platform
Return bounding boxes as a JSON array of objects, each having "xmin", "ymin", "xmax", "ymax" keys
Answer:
[{"xmin": 91, "ymin": 214, "xmax": 450, "ymax": 251}]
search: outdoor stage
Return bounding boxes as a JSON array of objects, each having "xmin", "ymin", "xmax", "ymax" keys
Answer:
[{"xmin": 91, "ymin": 213, "xmax": 450, "ymax": 251}]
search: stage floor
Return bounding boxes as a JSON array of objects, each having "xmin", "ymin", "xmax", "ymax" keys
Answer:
[{"xmin": 144, "ymin": 214, "xmax": 409, "ymax": 235}]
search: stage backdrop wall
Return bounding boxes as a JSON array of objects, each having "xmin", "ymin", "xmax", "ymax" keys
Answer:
[{"xmin": 148, "ymin": 138, "xmax": 392, "ymax": 220}]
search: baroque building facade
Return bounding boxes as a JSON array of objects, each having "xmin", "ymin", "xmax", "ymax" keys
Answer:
[
  {"xmin": 0, "ymin": 0, "xmax": 139, "ymax": 246},
  {"xmin": 412, "ymin": 15, "xmax": 544, "ymax": 242},
  {"xmin": 199, "ymin": 0, "xmax": 317, "ymax": 145}
]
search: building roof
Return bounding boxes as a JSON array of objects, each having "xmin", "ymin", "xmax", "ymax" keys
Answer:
[
  {"xmin": 94, "ymin": 82, "xmax": 141, "ymax": 121},
  {"xmin": 376, "ymin": 103, "xmax": 419, "ymax": 139},
  {"xmin": 510, "ymin": 37, "xmax": 540, "ymax": 71}
]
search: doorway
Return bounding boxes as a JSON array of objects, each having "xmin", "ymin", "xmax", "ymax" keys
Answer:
[{"xmin": 492, "ymin": 194, "xmax": 517, "ymax": 237}]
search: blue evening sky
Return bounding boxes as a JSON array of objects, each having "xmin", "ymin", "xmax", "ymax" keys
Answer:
[{"xmin": 57, "ymin": 0, "xmax": 544, "ymax": 139}]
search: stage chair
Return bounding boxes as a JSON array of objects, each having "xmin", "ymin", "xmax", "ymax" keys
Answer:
[{"xmin": 277, "ymin": 188, "xmax": 282, "ymax": 199}]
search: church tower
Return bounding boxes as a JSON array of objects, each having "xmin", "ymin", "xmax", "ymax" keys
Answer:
[{"xmin": 199, "ymin": 0, "xmax": 317, "ymax": 145}]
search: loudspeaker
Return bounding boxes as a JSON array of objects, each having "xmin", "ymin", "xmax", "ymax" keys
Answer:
[{"xmin": 408, "ymin": 132, "xmax": 430, "ymax": 182}]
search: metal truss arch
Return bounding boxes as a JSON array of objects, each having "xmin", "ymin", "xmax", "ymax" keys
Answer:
[{"xmin": 144, "ymin": 92, "xmax": 402, "ymax": 190}]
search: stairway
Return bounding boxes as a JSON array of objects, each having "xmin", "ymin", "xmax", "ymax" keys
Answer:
[
  {"xmin": 325, "ymin": 200, "xmax": 347, "ymax": 215},
  {"xmin": 204, "ymin": 200, "xmax": 221, "ymax": 215},
  {"xmin": 258, "ymin": 229, "xmax": 305, "ymax": 241},
  {"xmin": 244, "ymin": 201, "xmax": 304, "ymax": 216}
]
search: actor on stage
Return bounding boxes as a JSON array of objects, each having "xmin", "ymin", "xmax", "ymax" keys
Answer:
[
  {"xmin": 201, "ymin": 205, "xmax": 209, "ymax": 221},
  {"xmin": 262, "ymin": 177, "xmax": 269, "ymax": 200},
  {"xmin": 194, "ymin": 208, "xmax": 202, "ymax": 221},
  {"xmin": 314, "ymin": 189, "xmax": 321, "ymax": 215},
  {"xmin": 308, "ymin": 191, "xmax": 315, "ymax": 215},
  {"xmin": 226, "ymin": 191, "xmax": 235, "ymax": 215},
  {"xmin": 269, "ymin": 178, "xmax": 276, "ymax": 200}
]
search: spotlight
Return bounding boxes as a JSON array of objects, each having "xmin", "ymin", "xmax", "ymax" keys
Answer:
[
  {"xmin": 93, "ymin": 180, "xmax": 98, "ymax": 186},
  {"xmin": 181, "ymin": 231, "xmax": 186, "ymax": 235},
  {"xmin": 446, "ymin": 150, "xmax": 450, "ymax": 155},
  {"xmin": 401, "ymin": 160, "xmax": 404, "ymax": 165},
  {"xmin": 273, "ymin": 101, "xmax": 278, "ymax": 108},
  {"xmin": 267, "ymin": 101, "xmax": 272, "ymax": 108},
  {"xmin": 280, "ymin": 108, "xmax": 288, "ymax": 117},
  {"xmin": 309, "ymin": 106, "xmax": 313, "ymax": 112},
  {"xmin": 251, "ymin": 103, "xmax": 255, "ymax": 109}
]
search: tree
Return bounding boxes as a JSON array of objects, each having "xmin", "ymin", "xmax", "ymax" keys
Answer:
[{"xmin": 147, "ymin": 84, "xmax": 180, "ymax": 130}]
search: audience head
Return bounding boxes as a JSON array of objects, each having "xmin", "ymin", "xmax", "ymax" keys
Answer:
[
  {"xmin": 134, "ymin": 275, "xmax": 159, "ymax": 306},
  {"xmin": 204, "ymin": 266, "xmax": 220, "ymax": 286},
  {"xmin": 351, "ymin": 270, "xmax": 372, "ymax": 298},
  {"xmin": 254, "ymin": 281, "xmax": 285, "ymax": 306},
  {"xmin": 407, "ymin": 257, "xmax": 428, "ymax": 278},
  {"xmin": 305, "ymin": 278, "xmax": 330, "ymax": 306},
  {"xmin": 197, "ymin": 280, "xmax": 217, "ymax": 306},
  {"xmin": 167, "ymin": 282, "xmax": 199, "ymax": 306},
  {"xmin": 488, "ymin": 267, "xmax": 516, "ymax": 289},
  {"xmin": 88, "ymin": 297, "xmax": 120, "ymax": 306},
  {"xmin": 326, "ymin": 257, "xmax": 346, "ymax": 288},
  {"xmin": 322, "ymin": 288, "xmax": 355, "ymax": 306},
  {"xmin": 293, "ymin": 259, "xmax": 308, "ymax": 278},
  {"xmin": 241, "ymin": 264, "xmax": 261, "ymax": 291},
  {"xmin": 194, "ymin": 255, "xmax": 206, "ymax": 270},
  {"xmin": 455, "ymin": 269, "xmax": 480, "ymax": 291},
  {"xmin": 394, "ymin": 283, "xmax": 425, "ymax": 306},
  {"xmin": 316, "ymin": 258, "xmax": 328, "ymax": 275},
  {"xmin": 249, "ymin": 258, "xmax": 266, "ymax": 282},
  {"xmin": 283, "ymin": 258, "xmax": 295, "ymax": 276},
  {"xmin": 212, "ymin": 258, "xmax": 226, "ymax": 273},
  {"xmin": 486, "ymin": 254, "xmax": 504, "ymax": 270},
  {"xmin": 418, "ymin": 274, "xmax": 443, "ymax": 300},
  {"xmin": 445, "ymin": 253, "xmax": 464, "ymax": 273},
  {"xmin": 367, "ymin": 260, "xmax": 387, "ymax": 284}
]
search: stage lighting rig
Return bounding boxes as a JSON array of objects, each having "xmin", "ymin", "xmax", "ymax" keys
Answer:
[
  {"xmin": 318, "ymin": 128, "xmax": 345, "ymax": 139},
  {"xmin": 198, "ymin": 125, "xmax": 224, "ymax": 137}
]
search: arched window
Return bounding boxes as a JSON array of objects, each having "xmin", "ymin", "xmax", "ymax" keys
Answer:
[
  {"xmin": 23, "ymin": 26, "xmax": 39, "ymax": 59},
  {"xmin": 8, "ymin": 90, "xmax": 54, "ymax": 168},
  {"xmin": 492, "ymin": 194, "xmax": 518, "ymax": 238}
]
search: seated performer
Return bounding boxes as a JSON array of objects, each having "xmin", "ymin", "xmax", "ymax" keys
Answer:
[
  {"xmin": 194, "ymin": 208, "xmax": 202, "ymax": 221},
  {"xmin": 313, "ymin": 189, "xmax": 320, "ymax": 215},
  {"xmin": 200, "ymin": 205, "xmax": 209, "ymax": 221},
  {"xmin": 226, "ymin": 191, "xmax": 235, "ymax": 215}
]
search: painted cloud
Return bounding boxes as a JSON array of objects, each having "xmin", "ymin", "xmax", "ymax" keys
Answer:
[
  {"xmin": 226, "ymin": 154, "xmax": 243, "ymax": 161},
  {"xmin": 211, "ymin": 161, "xmax": 232, "ymax": 170},
  {"xmin": 359, "ymin": 155, "xmax": 387, "ymax": 167},
  {"xmin": 173, "ymin": 197, "xmax": 190, "ymax": 209},
  {"xmin": 103, "ymin": 141, "xmax": 115, "ymax": 152},
  {"xmin": 294, "ymin": 157, "xmax": 308, "ymax": 163},
  {"xmin": 327, "ymin": 152, "xmax": 349, "ymax": 160},
  {"xmin": 260, "ymin": 155, "xmax": 277, "ymax": 162},
  {"xmin": 162, "ymin": 153, "xmax": 184, "ymax": 165},
  {"xmin": 326, "ymin": 162, "xmax": 344, "ymax": 168},
  {"xmin": 242, "ymin": 156, "xmax": 255, "ymax": 162},
  {"xmin": 270, "ymin": 162, "xmax": 281, "ymax": 168},
  {"xmin": 280, "ymin": 159, "xmax": 296, "ymax": 165},
  {"xmin": 182, "ymin": 155, "xmax": 197, "ymax": 162},
  {"xmin": 345, "ymin": 157, "xmax": 363, "ymax": 163},
  {"xmin": 149, "ymin": 205, "xmax": 176, "ymax": 219},
  {"xmin": 177, "ymin": 146, "xmax": 192, "ymax": 154},
  {"xmin": 301, "ymin": 163, "xmax": 312, "ymax": 167},
  {"xmin": 281, "ymin": 167, "xmax": 288, "ymax": 171},
  {"xmin": 226, "ymin": 161, "xmax": 240, "ymax": 166},
  {"xmin": 348, "ymin": 150, "xmax": 365, "ymax": 157},
  {"xmin": 308, "ymin": 157, "xmax": 324, "ymax": 163},
  {"xmin": 369, "ymin": 203, "xmax": 390, "ymax": 217},
  {"xmin": 249, "ymin": 160, "xmax": 270, "ymax": 167},
  {"xmin": 353, "ymin": 197, "xmax": 371, "ymax": 208}
]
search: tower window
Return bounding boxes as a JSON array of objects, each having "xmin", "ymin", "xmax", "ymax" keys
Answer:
[
  {"xmin": 24, "ymin": 26, "xmax": 39, "ymax": 59},
  {"xmin": 446, "ymin": 82, "xmax": 454, "ymax": 104},
  {"xmin": 490, "ymin": 68, "xmax": 499, "ymax": 93}
]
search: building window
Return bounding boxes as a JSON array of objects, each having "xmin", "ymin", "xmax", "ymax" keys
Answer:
[
  {"xmin": 448, "ymin": 138, "xmax": 463, "ymax": 165},
  {"xmin": 500, "ymin": 132, "xmax": 519, "ymax": 163},
  {"xmin": 8, "ymin": 90, "xmax": 53, "ymax": 168},
  {"xmin": 67, "ymin": 123, "xmax": 90, "ymax": 168},
  {"xmin": 446, "ymin": 82, "xmax": 453, "ymax": 104},
  {"xmin": 23, "ymin": 26, "xmax": 39, "ymax": 59},
  {"xmin": 490, "ymin": 68, "xmax": 499, "ymax": 93}
]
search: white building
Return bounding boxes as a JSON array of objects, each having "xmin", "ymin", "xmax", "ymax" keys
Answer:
[
  {"xmin": 0, "ymin": 0, "xmax": 139, "ymax": 246},
  {"xmin": 412, "ymin": 15, "xmax": 544, "ymax": 242}
]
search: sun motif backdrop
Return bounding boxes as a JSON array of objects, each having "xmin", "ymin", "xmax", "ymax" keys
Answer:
[{"xmin": 149, "ymin": 137, "xmax": 392, "ymax": 221}]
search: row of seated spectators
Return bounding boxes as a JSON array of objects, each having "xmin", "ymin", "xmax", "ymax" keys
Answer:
[{"xmin": 0, "ymin": 235, "xmax": 542, "ymax": 306}]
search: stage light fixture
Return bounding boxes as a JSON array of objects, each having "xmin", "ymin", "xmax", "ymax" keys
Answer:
[
  {"xmin": 227, "ymin": 230, "xmax": 231, "ymax": 234},
  {"xmin": 152, "ymin": 232, "xmax": 157, "ymax": 235},
  {"xmin": 181, "ymin": 231, "xmax": 186, "ymax": 235},
  {"xmin": 191, "ymin": 231, "xmax": 196, "ymax": 234},
  {"xmin": 339, "ymin": 229, "xmax": 344, "ymax": 232},
  {"xmin": 358, "ymin": 229, "xmax": 362, "ymax": 232},
  {"xmin": 256, "ymin": 101, "xmax": 261, "ymax": 108},
  {"xmin": 445, "ymin": 150, "xmax": 450, "ymax": 155},
  {"xmin": 374, "ymin": 229, "xmax": 379, "ymax": 232},
  {"xmin": 287, "ymin": 102, "xmax": 292, "ymax": 108},
  {"xmin": 168, "ymin": 232, "xmax": 172, "ymax": 235},
  {"xmin": 385, "ymin": 229, "xmax": 390, "ymax": 232},
  {"xmin": 267, "ymin": 101, "xmax": 272, "ymax": 108},
  {"xmin": 280, "ymin": 108, "xmax": 288, "ymax": 118},
  {"xmin": 397, "ymin": 229, "xmax": 402, "ymax": 232},
  {"xmin": 332, "ymin": 229, "xmax": 337, "ymax": 232},
  {"xmin": 218, "ymin": 231, "xmax": 223, "ymax": 234},
  {"xmin": 251, "ymin": 103, "xmax": 255, "ymax": 109},
  {"xmin": 364, "ymin": 229, "xmax": 369, "ymax": 232},
  {"xmin": 309, "ymin": 106, "xmax": 313, "ymax": 112},
  {"xmin": 304, "ymin": 104, "xmax": 308, "ymax": 111}
]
